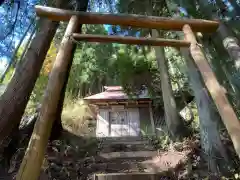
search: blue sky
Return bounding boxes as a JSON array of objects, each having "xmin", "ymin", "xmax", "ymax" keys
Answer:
[{"xmin": 0, "ymin": 0, "xmax": 38, "ymax": 74}]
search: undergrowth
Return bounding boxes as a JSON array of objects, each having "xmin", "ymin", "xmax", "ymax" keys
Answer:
[{"xmin": 61, "ymin": 99, "xmax": 97, "ymax": 136}]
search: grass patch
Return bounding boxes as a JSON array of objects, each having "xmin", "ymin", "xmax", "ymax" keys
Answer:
[{"xmin": 61, "ymin": 99, "xmax": 97, "ymax": 136}]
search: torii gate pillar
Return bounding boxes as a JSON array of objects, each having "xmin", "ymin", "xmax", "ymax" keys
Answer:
[{"xmin": 16, "ymin": 16, "xmax": 79, "ymax": 180}]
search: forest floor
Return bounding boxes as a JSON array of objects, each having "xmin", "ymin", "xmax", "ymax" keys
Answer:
[
  {"xmin": 1, "ymin": 101, "xmax": 240, "ymax": 179},
  {"xmin": 43, "ymin": 135, "xmax": 201, "ymax": 180},
  {"xmin": 3, "ymin": 131, "xmax": 239, "ymax": 180},
  {"xmin": 40, "ymin": 134, "xmax": 240, "ymax": 180}
]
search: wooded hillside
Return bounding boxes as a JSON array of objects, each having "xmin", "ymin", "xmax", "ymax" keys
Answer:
[{"xmin": 0, "ymin": 0, "xmax": 240, "ymax": 179}]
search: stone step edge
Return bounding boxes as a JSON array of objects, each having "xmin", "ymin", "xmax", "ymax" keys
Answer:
[
  {"xmin": 99, "ymin": 151, "xmax": 158, "ymax": 159},
  {"xmin": 100, "ymin": 140, "xmax": 149, "ymax": 145},
  {"xmin": 93, "ymin": 172, "xmax": 174, "ymax": 180}
]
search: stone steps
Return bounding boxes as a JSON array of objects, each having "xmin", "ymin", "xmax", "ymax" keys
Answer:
[
  {"xmin": 99, "ymin": 136, "xmax": 155, "ymax": 153},
  {"xmin": 100, "ymin": 143, "xmax": 155, "ymax": 153},
  {"xmin": 100, "ymin": 140, "xmax": 149, "ymax": 145},
  {"xmin": 83, "ymin": 161, "xmax": 147, "ymax": 173},
  {"xmin": 98, "ymin": 137, "xmax": 152, "ymax": 146},
  {"xmin": 91, "ymin": 136, "xmax": 161, "ymax": 179},
  {"xmin": 98, "ymin": 136, "xmax": 149, "ymax": 142},
  {"xmin": 47, "ymin": 153, "xmax": 153, "ymax": 165},
  {"xmin": 99, "ymin": 151, "xmax": 158, "ymax": 160},
  {"xmin": 86, "ymin": 151, "xmax": 156, "ymax": 164},
  {"xmin": 94, "ymin": 172, "xmax": 174, "ymax": 180}
]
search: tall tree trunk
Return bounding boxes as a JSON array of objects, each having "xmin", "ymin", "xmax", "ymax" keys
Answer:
[
  {"xmin": 10, "ymin": 26, "xmax": 36, "ymax": 80},
  {"xmin": 0, "ymin": 19, "xmax": 59, "ymax": 142},
  {"xmin": 183, "ymin": 24, "xmax": 240, "ymax": 162},
  {"xmin": 181, "ymin": 48, "xmax": 229, "ymax": 174},
  {"xmin": 152, "ymin": 29, "xmax": 186, "ymax": 140},
  {"xmin": 196, "ymin": 0, "xmax": 240, "ymax": 72},
  {"xmin": 217, "ymin": 23, "xmax": 240, "ymax": 71},
  {"xmin": 0, "ymin": 0, "xmax": 65, "ymax": 169},
  {"xmin": 51, "ymin": 0, "xmax": 89, "ymax": 140},
  {"xmin": 201, "ymin": 34, "xmax": 240, "ymax": 110},
  {"xmin": 165, "ymin": 0, "xmax": 230, "ymax": 173},
  {"xmin": 0, "ymin": 18, "xmax": 59, "ymax": 168},
  {"xmin": 194, "ymin": 0, "xmax": 240, "ymax": 116}
]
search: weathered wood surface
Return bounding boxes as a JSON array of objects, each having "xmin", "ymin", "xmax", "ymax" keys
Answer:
[
  {"xmin": 72, "ymin": 33, "xmax": 190, "ymax": 47},
  {"xmin": 35, "ymin": 5, "xmax": 219, "ymax": 32},
  {"xmin": 16, "ymin": 16, "xmax": 80, "ymax": 180},
  {"xmin": 183, "ymin": 24, "xmax": 240, "ymax": 159}
]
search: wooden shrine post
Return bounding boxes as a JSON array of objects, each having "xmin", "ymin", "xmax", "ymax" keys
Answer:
[
  {"xmin": 16, "ymin": 16, "xmax": 80, "ymax": 180},
  {"xmin": 182, "ymin": 24, "xmax": 240, "ymax": 159}
]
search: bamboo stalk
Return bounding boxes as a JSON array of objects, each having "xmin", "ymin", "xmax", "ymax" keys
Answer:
[{"xmin": 35, "ymin": 5, "xmax": 219, "ymax": 32}]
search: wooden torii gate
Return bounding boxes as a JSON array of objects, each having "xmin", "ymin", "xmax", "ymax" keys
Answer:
[{"xmin": 16, "ymin": 5, "xmax": 240, "ymax": 180}]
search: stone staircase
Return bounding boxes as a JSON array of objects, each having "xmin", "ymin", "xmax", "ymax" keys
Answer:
[
  {"xmin": 45, "ymin": 135, "xmax": 179, "ymax": 179},
  {"xmin": 86, "ymin": 136, "xmax": 174, "ymax": 180}
]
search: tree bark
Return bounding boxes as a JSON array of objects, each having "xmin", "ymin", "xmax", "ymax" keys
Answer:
[
  {"xmin": 196, "ymin": 0, "xmax": 240, "ymax": 72},
  {"xmin": 0, "ymin": 1, "xmax": 66, "ymax": 170},
  {"xmin": 16, "ymin": 15, "xmax": 81, "ymax": 180},
  {"xmin": 10, "ymin": 25, "xmax": 36, "ymax": 81},
  {"xmin": 0, "ymin": 0, "xmax": 67, "ymax": 143},
  {"xmin": 217, "ymin": 23, "xmax": 240, "ymax": 70},
  {"xmin": 166, "ymin": 0, "xmax": 231, "ymax": 173},
  {"xmin": 196, "ymin": 0, "xmax": 240, "ymax": 114},
  {"xmin": 181, "ymin": 48, "xmax": 229, "ymax": 174},
  {"xmin": 0, "ymin": 20, "xmax": 59, "ymax": 143},
  {"xmin": 152, "ymin": 29, "xmax": 186, "ymax": 140},
  {"xmin": 201, "ymin": 34, "xmax": 240, "ymax": 110},
  {"xmin": 183, "ymin": 24, "xmax": 240, "ymax": 160}
]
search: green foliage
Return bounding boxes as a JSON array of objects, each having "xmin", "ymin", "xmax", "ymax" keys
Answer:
[
  {"xmin": 27, "ymin": 42, "xmax": 58, "ymax": 105},
  {"xmin": 65, "ymin": 23, "xmax": 161, "ymax": 99}
]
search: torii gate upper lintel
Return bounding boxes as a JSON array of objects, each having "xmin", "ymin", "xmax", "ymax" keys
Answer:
[{"xmin": 34, "ymin": 5, "xmax": 219, "ymax": 33}]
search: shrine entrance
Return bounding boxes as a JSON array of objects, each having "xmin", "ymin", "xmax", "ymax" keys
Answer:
[{"xmin": 16, "ymin": 5, "xmax": 240, "ymax": 180}]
